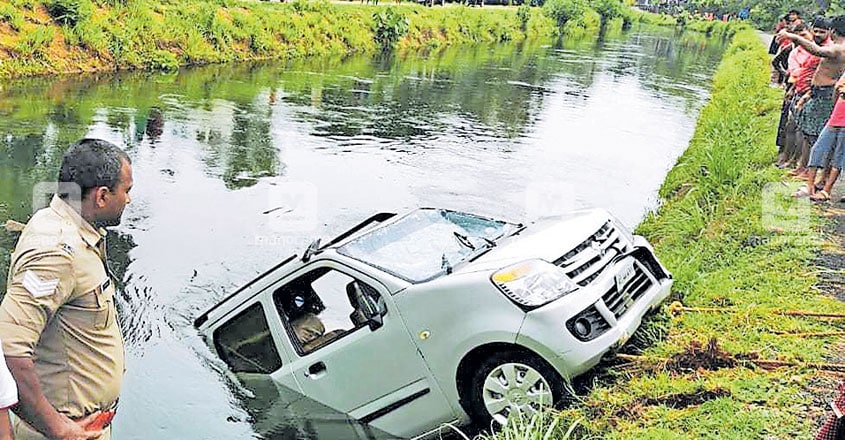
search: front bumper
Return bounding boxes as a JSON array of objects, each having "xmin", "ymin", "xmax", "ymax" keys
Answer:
[{"xmin": 515, "ymin": 242, "xmax": 672, "ymax": 379}]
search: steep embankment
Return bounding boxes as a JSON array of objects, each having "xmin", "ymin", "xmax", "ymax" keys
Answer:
[{"xmin": 0, "ymin": 0, "xmax": 669, "ymax": 78}]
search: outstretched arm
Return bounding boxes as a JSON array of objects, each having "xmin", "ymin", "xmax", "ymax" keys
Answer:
[{"xmin": 778, "ymin": 30, "xmax": 836, "ymax": 58}]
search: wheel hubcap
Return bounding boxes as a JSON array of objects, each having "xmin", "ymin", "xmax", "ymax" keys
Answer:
[{"xmin": 482, "ymin": 362, "xmax": 552, "ymax": 425}]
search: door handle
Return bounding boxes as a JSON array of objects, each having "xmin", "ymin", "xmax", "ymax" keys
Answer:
[{"xmin": 305, "ymin": 361, "xmax": 327, "ymax": 378}]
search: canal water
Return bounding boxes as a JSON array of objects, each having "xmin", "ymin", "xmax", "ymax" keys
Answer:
[{"xmin": 0, "ymin": 26, "xmax": 725, "ymax": 439}]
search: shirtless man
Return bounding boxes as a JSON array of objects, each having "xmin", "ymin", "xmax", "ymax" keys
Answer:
[
  {"xmin": 779, "ymin": 19, "xmax": 831, "ymax": 171},
  {"xmin": 779, "ymin": 15, "xmax": 845, "ymax": 199}
]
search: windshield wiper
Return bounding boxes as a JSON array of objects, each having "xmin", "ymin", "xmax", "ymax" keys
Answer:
[{"xmin": 453, "ymin": 232, "xmax": 476, "ymax": 250}]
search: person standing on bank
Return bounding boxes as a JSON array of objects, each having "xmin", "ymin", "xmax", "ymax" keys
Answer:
[
  {"xmin": 0, "ymin": 336, "xmax": 20, "ymax": 440},
  {"xmin": 0, "ymin": 139, "xmax": 133, "ymax": 440}
]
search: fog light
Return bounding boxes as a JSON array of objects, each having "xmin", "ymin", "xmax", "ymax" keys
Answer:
[{"xmin": 573, "ymin": 318, "xmax": 591, "ymax": 338}]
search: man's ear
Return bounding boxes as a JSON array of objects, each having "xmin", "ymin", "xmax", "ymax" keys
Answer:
[{"xmin": 92, "ymin": 186, "xmax": 110, "ymax": 208}]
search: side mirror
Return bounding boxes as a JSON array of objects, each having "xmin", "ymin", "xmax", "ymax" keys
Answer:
[
  {"xmin": 348, "ymin": 281, "xmax": 386, "ymax": 331},
  {"xmin": 367, "ymin": 313, "xmax": 384, "ymax": 331}
]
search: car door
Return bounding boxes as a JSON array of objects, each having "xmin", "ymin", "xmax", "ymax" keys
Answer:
[
  {"xmin": 269, "ymin": 260, "xmax": 457, "ymax": 438},
  {"xmin": 211, "ymin": 295, "xmax": 388, "ymax": 440}
]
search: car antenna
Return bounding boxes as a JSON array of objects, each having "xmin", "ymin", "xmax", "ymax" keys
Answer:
[{"xmin": 302, "ymin": 238, "xmax": 322, "ymax": 262}]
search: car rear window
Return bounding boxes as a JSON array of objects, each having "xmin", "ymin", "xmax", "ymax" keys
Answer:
[{"xmin": 213, "ymin": 303, "xmax": 282, "ymax": 374}]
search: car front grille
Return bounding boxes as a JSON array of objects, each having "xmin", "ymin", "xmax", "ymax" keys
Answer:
[
  {"xmin": 553, "ymin": 221, "xmax": 626, "ymax": 286},
  {"xmin": 601, "ymin": 264, "xmax": 653, "ymax": 319}
]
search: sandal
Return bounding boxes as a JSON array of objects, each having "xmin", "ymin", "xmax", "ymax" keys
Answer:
[
  {"xmin": 811, "ymin": 190, "xmax": 831, "ymax": 202},
  {"xmin": 792, "ymin": 185, "xmax": 811, "ymax": 198}
]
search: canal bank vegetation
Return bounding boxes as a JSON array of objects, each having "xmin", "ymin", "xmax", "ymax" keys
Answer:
[
  {"xmin": 0, "ymin": 0, "xmax": 692, "ymax": 78},
  {"xmin": 481, "ymin": 28, "xmax": 845, "ymax": 439}
]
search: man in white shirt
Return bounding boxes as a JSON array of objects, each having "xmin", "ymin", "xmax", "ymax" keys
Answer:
[{"xmin": 0, "ymin": 337, "xmax": 19, "ymax": 440}]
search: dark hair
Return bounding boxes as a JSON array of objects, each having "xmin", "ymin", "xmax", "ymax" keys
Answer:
[
  {"xmin": 58, "ymin": 139, "xmax": 130, "ymax": 200},
  {"xmin": 812, "ymin": 16, "xmax": 831, "ymax": 29},
  {"xmin": 789, "ymin": 9, "xmax": 801, "ymax": 15},
  {"xmin": 833, "ymin": 15, "xmax": 845, "ymax": 36},
  {"xmin": 793, "ymin": 23, "xmax": 807, "ymax": 32}
]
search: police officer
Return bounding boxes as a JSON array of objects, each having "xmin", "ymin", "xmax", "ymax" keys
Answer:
[{"xmin": 0, "ymin": 139, "xmax": 133, "ymax": 440}]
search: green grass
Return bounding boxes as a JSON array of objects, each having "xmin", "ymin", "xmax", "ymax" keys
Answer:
[
  {"xmin": 456, "ymin": 410, "xmax": 585, "ymax": 440},
  {"xmin": 0, "ymin": 0, "xmax": 717, "ymax": 78},
  {"xmin": 0, "ymin": 0, "xmax": 569, "ymax": 77},
  {"xmin": 483, "ymin": 27, "xmax": 843, "ymax": 439},
  {"xmin": 0, "ymin": 2, "xmax": 25, "ymax": 31}
]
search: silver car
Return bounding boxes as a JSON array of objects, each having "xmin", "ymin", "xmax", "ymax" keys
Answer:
[{"xmin": 195, "ymin": 208, "xmax": 672, "ymax": 439}]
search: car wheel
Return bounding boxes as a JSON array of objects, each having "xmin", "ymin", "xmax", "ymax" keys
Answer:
[{"xmin": 465, "ymin": 351, "xmax": 566, "ymax": 429}]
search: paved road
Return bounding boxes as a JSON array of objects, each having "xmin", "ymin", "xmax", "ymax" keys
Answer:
[{"xmin": 758, "ymin": 30, "xmax": 773, "ymax": 47}]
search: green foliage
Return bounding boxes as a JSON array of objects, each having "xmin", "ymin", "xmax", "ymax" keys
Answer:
[
  {"xmin": 10, "ymin": 0, "xmax": 37, "ymax": 9},
  {"xmin": 517, "ymin": 4, "xmax": 531, "ymax": 31},
  {"xmin": 0, "ymin": 3, "xmax": 25, "ymax": 31},
  {"xmin": 44, "ymin": 0, "xmax": 93, "ymax": 26},
  {"xmin": 15, "ymin": 25, "xmax": 54, "ymax": 58},
  {"xmin": 469, "ymin": 410, "xmax": 585, "ymax": 440},
  {"xmin": 592, "ymin": 0, "xmax": 624, "ymax": 21},
  {"xmin": 542, "ymin": 0, "xmax": 588, "ymax": 27},
  {"xmin": 70, "ymin": 20, "xmax": 111, "ymax": 56},
  {"xmin": 0, "ymin": 0, "xmax": 623, "ymax": 78},
  {"xmin": 146, "ymin": 49, "xmax": 179, "ymax": 71},
  {"xmin": 748, "ymin": 0, "xmax": 819, "ymax": 30},
  {"xmin": 372, "ymin": 7, "xmax": 409, "ymax": 51}
]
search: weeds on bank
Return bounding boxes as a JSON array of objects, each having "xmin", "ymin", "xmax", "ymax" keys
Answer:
[
  {"xmin": 447, "ymin": 410, "xmax": 586, "ymax": 440},
  {"xmin": 0, "ymin": 0, "xmax": 697, "ymax": 77}
]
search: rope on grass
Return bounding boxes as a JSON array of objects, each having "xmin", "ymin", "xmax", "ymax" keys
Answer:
[
  {"xmin": 667, "ymin": 301, "xmax": 845, "ymax": 319},
  {"xmin": 616, "ymin": 353, "xmax": 845, "ymax": 374},
  {"xmin": 771, "ymin": 331, "xmax": 845, "ymax": 337}
]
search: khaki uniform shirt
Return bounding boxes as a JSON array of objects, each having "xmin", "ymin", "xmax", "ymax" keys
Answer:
[{"xmin": 0, "ymin": 195, "xmax": 124, "ymax": 438}]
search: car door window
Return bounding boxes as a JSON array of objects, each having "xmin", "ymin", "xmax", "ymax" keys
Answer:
[
  {"xmin": 274, "ymin": 267, "xmax": 384, "ymax": 355},
  {"xmin": 213, "ymin": 303, "xmax": 283, "ymax": 374}
]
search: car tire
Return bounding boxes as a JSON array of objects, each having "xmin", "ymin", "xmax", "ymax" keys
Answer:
[{"xmin": 465, "ymin": 350, "xmax": 567, "ymax": 430}]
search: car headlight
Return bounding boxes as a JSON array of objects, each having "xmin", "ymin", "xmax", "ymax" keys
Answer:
[
  {"xmin": 609, "ymin": 214, "xmax": 634, "ymax": 247},
  {"xmin": 491, "ymin": 259, "xmax": 578, "ymax": 308}
]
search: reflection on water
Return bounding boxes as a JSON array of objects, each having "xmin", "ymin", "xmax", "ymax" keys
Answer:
[{"xmin": 0, "ymin": 26, "xmax": 724, "ymax": 439}]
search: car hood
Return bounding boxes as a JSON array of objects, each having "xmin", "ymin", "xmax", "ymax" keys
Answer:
[{"xmin": 453, "ymin": 209, "xmax": 611, "ymax": 275}]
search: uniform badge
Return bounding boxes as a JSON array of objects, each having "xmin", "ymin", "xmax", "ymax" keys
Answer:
[{"xmin": 22, "ymin": 270, "xmax": 60, "ymax": 298}]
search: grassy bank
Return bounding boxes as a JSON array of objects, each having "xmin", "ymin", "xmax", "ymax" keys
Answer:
[
  {"xmin": 0, "ymin": 0, "xmax": 707, "ymax": 79},
  {"xmin": 483, "ymin": 28, "xmax": 845, "ymax": 438},
  {"xmin": 0, "ymin": 0, "xmax": 654, "ymax": 78}
]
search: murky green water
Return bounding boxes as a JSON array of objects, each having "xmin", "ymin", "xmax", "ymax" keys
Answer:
[{"xmin": 0, "ymin": 27, "xmax": 724, "ymax": 439}]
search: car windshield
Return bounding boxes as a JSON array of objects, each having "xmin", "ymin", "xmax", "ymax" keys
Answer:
[{"xmin": 337, "ymin": 209, "xmax": 518, "ymax": 283}]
